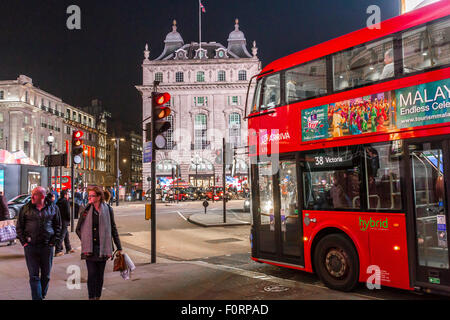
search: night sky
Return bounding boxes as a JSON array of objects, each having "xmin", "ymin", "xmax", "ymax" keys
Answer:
[{"xmin": 0, "ymin": 0, "xmax": 399, "ymax": 128}]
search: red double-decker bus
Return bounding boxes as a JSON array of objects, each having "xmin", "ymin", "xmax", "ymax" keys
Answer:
[{"xmin": 247, "ymin": 2, "xmax": 450, "ymax": 294}]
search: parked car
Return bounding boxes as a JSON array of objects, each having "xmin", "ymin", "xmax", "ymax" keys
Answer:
[
  {"xmin": 205, "ymin": 187, "xmax": 224, "ymax": 201},
  {"xmin": 7, "ymin": 194, "xmax": 31, "ymax": 219},
  {"xmin": 144, "ymin": 189, "xmax": 162, "ymax": 201}
]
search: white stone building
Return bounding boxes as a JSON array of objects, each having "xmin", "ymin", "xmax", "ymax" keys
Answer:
[
  {"xmin": 0, "ymin": 75, "xmax": 102, "ymax": 187},
  {"xmin": 137, "ymin": 20, "xmax": 261, "ymax": 190}
]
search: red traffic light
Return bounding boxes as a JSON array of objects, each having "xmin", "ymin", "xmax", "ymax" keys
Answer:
[
  {"xmin": 73, "ymin": 130, "xmax": 84, "ymax": 139},
  {"xmin": 153, "ymin": 92, "xmax": 171, "ymax": 106}
]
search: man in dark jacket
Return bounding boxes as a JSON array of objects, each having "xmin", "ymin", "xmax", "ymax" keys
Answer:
[
  {"xmin": 55, "ymin": 190, "xmax": 75, "ymax": 257},
  {"xmin": 16, "ymin": 186, "xmax": 62, "ymax": 300}
]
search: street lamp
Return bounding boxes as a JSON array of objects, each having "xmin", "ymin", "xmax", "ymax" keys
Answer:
[
  {"xmin": 112, "ymin": 137, "xmax": 125, "ymax": 206},
  {"xmin": 191, "ymin": 155, "xmax": 201, "ymax": 188},
  {"xmin": 47, "ymin": 132, "xmax": 55, "ymax": 189}
]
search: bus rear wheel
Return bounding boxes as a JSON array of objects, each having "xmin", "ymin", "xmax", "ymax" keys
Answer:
[{"xmin": 314, "ymin": 234, "xmax": 359, "ymax": 292}]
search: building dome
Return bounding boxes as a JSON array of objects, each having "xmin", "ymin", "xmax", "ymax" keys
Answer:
[
  {"xmin": 155, "ymin": 20, "xmax": 185, "ymax": 60},
  {"xmin": 227, "ymin": 19, "xmax": 246, "ymax": 42},
  {"xmin": 227, "ymin": 19, "xmax": 252, "ymax": 58},
  {"xmin": 165, "ymin": 20, "xmax": 184, "ymax": 44}
]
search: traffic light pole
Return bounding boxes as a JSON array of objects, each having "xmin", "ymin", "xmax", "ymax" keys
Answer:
[
  {"xmin": 222, "ymin": 138, "xmax": 226, "ymax": 223},
  {"xmin": 70, "ymin": 161, "xmax": 75, "ymax": 232},
  {"xmin": 150, "ymin": 89, "xmax": 157, "ymax": 264}
]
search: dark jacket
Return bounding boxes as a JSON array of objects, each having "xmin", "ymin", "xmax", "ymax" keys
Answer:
[
  {"xmin": 16, "ymin": 201, "xmax": 62, "ymax": 246},
  {"xmin": 56, "ymin": 197, "xmax": 71, "ymax": 223},
  {"xmin": 75, "ymin": 203, "xmax": 122, "ymax": 258},
  {"xmin": 0, "ymin": 195, "xmax": 9, "ymax": 221}
]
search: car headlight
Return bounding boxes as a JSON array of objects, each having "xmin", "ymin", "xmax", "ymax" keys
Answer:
[
  {"xmin": 8, "ymin": 208, "xmax": 15, "ymax": 219},
  {"xmin": 244, "ymin": 200, "xmax": 250, "ymax": 206}
]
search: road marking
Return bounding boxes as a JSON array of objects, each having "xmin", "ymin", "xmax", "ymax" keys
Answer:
[{"xmin": 176, "ymin": 211, "xmax": 188, "ymax": 221}]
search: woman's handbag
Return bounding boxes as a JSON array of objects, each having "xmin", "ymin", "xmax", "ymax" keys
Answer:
[
  {"xmin": 113, "ymin": 250, "xmax": 127, "ymax": 272},
  {"xmin": 0, "ymin": 220, "xmax": 16, "ymax": 243}
]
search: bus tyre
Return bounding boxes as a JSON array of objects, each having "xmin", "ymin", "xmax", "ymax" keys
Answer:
[{"xmin": 314, "ymin": 234, "xmax": 359, "ymax": 292}]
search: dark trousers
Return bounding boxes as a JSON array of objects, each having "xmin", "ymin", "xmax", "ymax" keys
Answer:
[
  {"xmin": 55, "ymin": 222, "xmax": 72, "ymax": 253},
  {"xmin": 86, "ymin": 260, "xmax": 107, "ymax": 299},
  {"xmin": 24, "ymin": 245, "xmax": 54, "ymax": 300}
]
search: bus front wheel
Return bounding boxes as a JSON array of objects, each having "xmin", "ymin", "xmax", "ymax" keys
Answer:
[{"xmin": 314, "ymin": 234, "xmax": 359, "ymax": 292}]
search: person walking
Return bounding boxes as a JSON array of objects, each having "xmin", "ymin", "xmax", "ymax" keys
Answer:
[
  {"xmin": 76, "ymin": 185, "xmax": 122, "ymax": 300},
  {"xmin": 16, "ymin": 186, "xmax": 62, "ymax": 300},
  {"xmin": 0, "ymin": 191, "xmax": 15, "ymax": 246},
  {"xmin": 55, "ymin": 190, "xmax": 75, "ymax": 257}
]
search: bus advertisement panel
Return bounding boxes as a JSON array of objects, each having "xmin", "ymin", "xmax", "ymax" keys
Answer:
[{"xmin": 301, "ymin": 78, "xmax": 450, "ymax": 142}]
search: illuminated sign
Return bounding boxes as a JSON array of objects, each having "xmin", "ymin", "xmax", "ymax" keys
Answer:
[{"xmin": 400, "ymin": 0, "xmax": 441, "ymax": 14}]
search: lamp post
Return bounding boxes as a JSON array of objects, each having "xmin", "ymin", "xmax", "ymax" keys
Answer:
[
  {"xmin": 191, "ymin": 155, "xmax": 201, "ymax": 188},
  {"xmin": 46, "ymin": 132, "xmax": 55, "ymax": 189},
  {"xmin": 112, "ymin": 137, "xmax": 125, "ymax": 206}
]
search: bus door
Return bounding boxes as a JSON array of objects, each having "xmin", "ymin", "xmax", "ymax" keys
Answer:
[
  {"xmin": 406, "ymin": 139, "xmax": 450, "ymax": 289},
  {"xmin": 255, "ymin": 158, "xmax": 304, "ymax": 266}
]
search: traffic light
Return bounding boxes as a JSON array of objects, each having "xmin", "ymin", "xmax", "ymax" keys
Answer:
[
  {"xmin": 72, "ymin": 130, "xmax": 84, "ymax": 164},
  {"xmin": 152, "ymin": 92, "xmax": 171, "ymax": 149}
]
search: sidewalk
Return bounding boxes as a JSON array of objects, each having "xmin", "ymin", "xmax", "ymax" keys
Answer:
[{"xmin": 0, "ymin": 234, "xmax": 361, "ymax": 301}]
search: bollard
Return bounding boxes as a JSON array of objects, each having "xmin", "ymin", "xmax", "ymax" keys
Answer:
[{"xmin": 203, "ymin": 200, "xmax": 209, "ymax": 214}]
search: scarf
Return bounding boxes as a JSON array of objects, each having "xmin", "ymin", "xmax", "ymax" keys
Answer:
[{"xmin": 80, "ymin": 203, "xmax": 113, "ymax": 258}]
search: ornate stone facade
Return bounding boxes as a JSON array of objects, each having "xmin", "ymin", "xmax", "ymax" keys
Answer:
[{"xmin": 137, "ymin": 20, "xmax": 261, "ymax": 190}]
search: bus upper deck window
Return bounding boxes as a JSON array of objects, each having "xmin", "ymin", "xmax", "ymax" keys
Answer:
[
  {"xmin": 333, "ymin": 37, "xmax": 394, "ymax": 91},
  {"xmin": 403, "ymin": 17, "xmax": 450, "ymax": 74},
  {"xmin": 260, "ymin": 74, "xmax": 280, "ymax": 110}
]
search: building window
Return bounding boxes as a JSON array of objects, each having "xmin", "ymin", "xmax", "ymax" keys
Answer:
[
  {"xmin": 72, "ymin": 111, "xmax": 77, "ymax": 121},
  {"xmin": 155, "ymin": 72, "xmax": 163, "ymax": 82},
  {"xmin": 78, "ymin": 114, "xmax": 81, "ymax": 123},
  {"xmin": 0, "ymin": 113, "xmax": 3, "ymax": 122},
  {"xmin": 194, "ymin": 96, "xmax": 208, "ymax": 107},
  {"xmin": 196, "ymin": 71, "xmax": 205, "ymax": 82},
  {"xmin": 0, "ymin": 128, "xmax": 3, "ymax": 140},
  {"xmin": 238, "ymin": 70, "xmax": 247, "ymax": 81},
  {"xmin": 175, "ymin": 72, "xmax": 184, "ymax": 83},
  {"xmin": 229, "ymin": 113, "xmax": 241, "ymax": 148},
  {"xmin": 217, "ymin": 70, "xmax": 226, "ymax": 82},
  {"xmin": 0, "ymin": 91, "xmax": 4, "ymax": 100},
  {"xmin": 194, "ymin": 114, "xmax": 207, "ymax": 150},
  {"xmin": 229, "ymin": 96, "xmax": 239, "ymax": 106}
]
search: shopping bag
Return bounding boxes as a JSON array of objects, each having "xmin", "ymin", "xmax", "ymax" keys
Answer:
[
  {"xmin": 113, "ymin": 251, "xmax": 127, "ymax": 272},
  {"xmin": 120, "ymin": 253, "xmax": 136, "ymax": 280},
  {"xmin": 0, "ymin": 220, "xmax": 17, "ymax": 242}
]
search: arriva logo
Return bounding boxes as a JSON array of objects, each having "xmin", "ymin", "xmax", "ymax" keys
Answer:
[{"xmin": 359, "ymin": 217, "xmax": 388, "ymax": 231}]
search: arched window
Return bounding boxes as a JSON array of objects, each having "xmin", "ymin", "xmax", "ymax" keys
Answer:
[
  {"xmin": 194, "ymin": 114, "xmax": 207, "ymax": 150},
  {"xmin": 229, "ymin": 113, "xmax": 241, "ymax": 148},
  {"xmin": 175, "ymin": 72, "xmax": 184, "ymax": 83},
  {"xmin": 238, "ymin": 70, "xmax": 247, "ymax": 81},
  {"xmin": 217, "ymin": 70, "xmax": 226, "ymax": 82},
  {"xmin": 155, "ymin": 72, "xmax": 163, "ymax": 82},
  {"xmin": 196, "ymin": 71, "xmax": 205, "ymax": 82}
]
